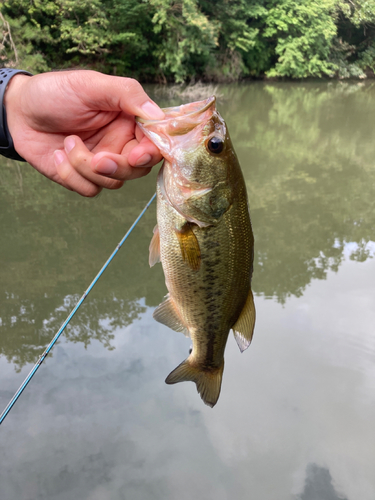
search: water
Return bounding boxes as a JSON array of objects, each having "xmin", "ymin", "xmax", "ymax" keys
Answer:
[{"xmin": 0, "ymin": 82, "xmax": 374, "ymax": 500}]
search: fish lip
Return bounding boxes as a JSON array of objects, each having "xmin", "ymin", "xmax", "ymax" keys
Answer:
[{"xmin": 136, "ymin": 96, "xmax": 216, "ymax": 125}]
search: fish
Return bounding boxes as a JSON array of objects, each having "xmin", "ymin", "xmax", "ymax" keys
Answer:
[{"xmin": 136, "ymin": 96, "xmax": 255, "ymax": 407}]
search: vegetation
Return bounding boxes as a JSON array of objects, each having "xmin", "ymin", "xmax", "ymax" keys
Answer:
[{"xmin": 1, "ymin": 0, "xmax": 375, "ymax": 82}]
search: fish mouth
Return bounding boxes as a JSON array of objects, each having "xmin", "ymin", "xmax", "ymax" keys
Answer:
[
  {"xmin": 136, "ymin": 96, "xmax": 216, "ymax": 126},
  {"xmin": 136, "ymin": 95, "xmax": 217, "ymax": 160}
]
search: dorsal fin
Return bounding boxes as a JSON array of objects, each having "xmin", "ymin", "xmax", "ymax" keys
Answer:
[{"xmin": 232, "ymin": 290, "xmax": 256, "ymax": 352}]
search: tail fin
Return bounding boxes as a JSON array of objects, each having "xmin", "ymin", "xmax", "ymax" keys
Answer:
[{"xmin": 165, "ymin": 358, "xmax": 224, "ymax": 408}]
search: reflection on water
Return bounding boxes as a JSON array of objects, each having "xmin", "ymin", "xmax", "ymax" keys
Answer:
[
  {"xmin": 223, "ymin": 82, "xmax": 375, "ymax": 302},
  {"xmin": 2, "ymin": 82, "xmax": 375, "ymax": 365},
  {"xmin": 298, "ymin": 464, "xmax": 348, "ymax": 500},
  {"xmin": 1, "ymin": 82, "xmax": 375, "ymax": 500},
  {"xmin": 0, "ymin": 167, "xmax": 164, "ymax": 369}
]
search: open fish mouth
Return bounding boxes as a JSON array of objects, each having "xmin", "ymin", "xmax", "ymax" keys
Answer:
[
  {"xmin": 136, "ymin": 96, "xmax": 217, "ymax": 160},
  {"xmin": 136, "ymin": 96, "xmax": 216, "ymax": 126}
]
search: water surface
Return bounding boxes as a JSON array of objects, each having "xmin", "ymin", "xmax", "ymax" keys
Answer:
[{"xmin": 0, "ymin": 82, "xmax": 374, "ymax": 500}]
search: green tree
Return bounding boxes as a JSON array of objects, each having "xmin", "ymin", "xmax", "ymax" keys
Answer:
[
  {"xmin": 102, "ymin": 0, "xmax": 157, "ymax": 78},
  {"xmin": 263, "ymin": 0, "xmax": 338, "ymax": 78},
  {"xmin": 200, "ymin": 0, "xmax": 270, "ymax": 80},
  {"xmin": 149, "ymin": 0, "xmax": 219, "ymax": 82},
  {"xmin": 334, "ymin": 0, "xmax": 375, "ymax": 77},
  {"xmin": 3, "ymin": 0, "xmax": 375, "ymax": 84},
  {"xmin": 2, "ymin": 0, "xmax": 112, "ymax": 71}
]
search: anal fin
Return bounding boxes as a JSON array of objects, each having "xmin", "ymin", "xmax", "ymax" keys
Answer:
[
  {"xmin": 153, "ymin": 295, "xmax": 189, "ymax": 337},
  {"xmin": 232, "ymin": 289, "xmax": 256, "ymax": 352}
]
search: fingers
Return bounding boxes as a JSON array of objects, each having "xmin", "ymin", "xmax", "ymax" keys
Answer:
[
  {"xmin": 64, "ymin": 136, "xmax": 125, "ymax": 188},
  {"xmin": 53, "ymin": 150, "xmax": 102, "ymax": 197},
  {"xmin": 58, "ymin": 134, "xmax": 160, "ymax": 195},
  {"xmin": 91, "ymin": 146, "xmax": 153, "ymax": 181},
  {"xmin": 127, "ymin": 135, "xmax": 163, "ymax": 168},
  {"xmin": 81, "ymin": 111, "xmax": 162, "ymax": 169},
  {"xmin": 69, "ymin": 71, "xmax": 165, "ymax": 121}
]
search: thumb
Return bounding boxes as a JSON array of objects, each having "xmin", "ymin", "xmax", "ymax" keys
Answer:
[{"xmin": 70, "ymin": 71, "xmax": 165, "ymax": 120}]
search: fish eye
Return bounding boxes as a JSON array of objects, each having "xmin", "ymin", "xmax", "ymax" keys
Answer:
[{"xmin": 207, "ymin": 137, "xmax": 224, "ymax": 154}]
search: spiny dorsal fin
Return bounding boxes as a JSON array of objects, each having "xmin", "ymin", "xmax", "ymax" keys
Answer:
[
  {"xmin": 175, "ymin": 223, "xmax": 201, "ymax": 271},
  {"xmin": 153, "ymin": 295, "xmax": 189, "ymax": 337},
  {"xmin": 232, "ymin": 289, "xmax": 256, "ymax": 352},
  {"xmin": 149, "ymin": 225, "xmax": 160, "ymax": 267},
  {"xmin": 165, "ymin": 358, "xmax": 224, "ymax": 408}
]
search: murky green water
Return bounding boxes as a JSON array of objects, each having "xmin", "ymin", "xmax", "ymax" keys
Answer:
[{"xmin": 1, "ymin": 82, "xmax": 374, "ymax": 500}]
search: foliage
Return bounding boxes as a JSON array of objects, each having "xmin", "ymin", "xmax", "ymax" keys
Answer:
[
  {"xmin": 149, "ymin": 0, "xmax": 218, "ymax": 82},
  {"xmin": 103, "ymin": 0, "xmax": 157, "ymax": 78},
  {"xmin": 200, "ymin": 0, "xmax": 268, "ymax": 80},
  {"xmin": 2, "ymin": 0, "xmax": 375, "ymax": 82},
  {"xmin": 263, "ymin": 0, "xmax": 338, "ymax": 78},
  {"xmin": 1, "ymin": 0, "xmax": 111, "ymax": 72}
]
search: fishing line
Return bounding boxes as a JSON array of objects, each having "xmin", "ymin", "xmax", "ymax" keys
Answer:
[{"xmin": 0, "ymin": 192, "xmax": 156, "ymax": 426}]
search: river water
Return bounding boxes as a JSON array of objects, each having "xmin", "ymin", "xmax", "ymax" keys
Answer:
[{"xmin": 0, "ymin": 82, "xmax": 374, "ymax": 500}]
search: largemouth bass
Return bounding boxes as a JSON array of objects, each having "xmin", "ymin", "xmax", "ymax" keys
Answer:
[{"xmin": 137, "ymin": 96, "xmax": 255, "ymax": 407}]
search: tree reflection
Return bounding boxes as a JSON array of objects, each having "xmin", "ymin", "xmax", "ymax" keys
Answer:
[
  {"xmin": 1, "ymin": 81, "xmax": 375, "ymax": 367},
  {"xmin": 0, "ymin": 162, "xmax": 165, "ymax": 370},
  {"xmin": 298, "ymin": 463, "xmax": 348, "ymax": 500},
  {"xmin": 220, "ymin": 81, "xmax": 375, "ymax": 302}
]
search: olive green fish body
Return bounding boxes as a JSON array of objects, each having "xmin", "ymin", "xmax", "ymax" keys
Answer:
[{"xmin": 137, "ymin": 97, "xmax": 255, "ymax": 407}]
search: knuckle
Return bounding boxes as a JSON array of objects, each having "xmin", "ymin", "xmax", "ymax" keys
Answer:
[
  {"xmin": 95, "ymin": 176, "xmax": 122, "ymax": 190},
  {"xmin": 130, "ymin": 167, "xmax": 152, "ymax": 180},
  {"xmin": 57, "ymin": 164, "xmax": 72, "ymax": 182},
  {"xmin": 123, "ymin": 77, "xmax": 144, "ymax": 97},
  {"xmin": 106, "ymin": 179, "xmax": 124, "ymax": 190},
  {"xmin": 83, "ymin": 185, "xmax": 102, "ymax": 198},
  {"xmin": 71, "ymin": 150, "xmax": 89, "ymax": 169},
  {"xmin": 124, "ymin": 77, "xmax": 141, "ymax": 90},
  {"xmin": 116, "ymin": 166, "xmax": 133, "ymax": 181}
]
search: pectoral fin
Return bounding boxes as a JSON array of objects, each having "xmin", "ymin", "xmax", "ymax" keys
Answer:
[
  {"xmin": 153, "ymin": 295, "xmax": 189, "ymax": 337},
  {"xmin": 232, "ymin": 290, "xmax": 256, "ymax": 352},
  {"xmin": 149, "ymin": 225, "xmax": 160, "ymax": 267},
  {"xmin": 175, "ymin": 223, "xmax": 201, "ymax": 271}
]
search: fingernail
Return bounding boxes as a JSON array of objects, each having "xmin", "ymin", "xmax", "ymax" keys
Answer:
[
  {"xmin": 65, "ymin": 137, "xmax": 75, "ymax": 153},
  {"xmin": 94, "ymin": 158, "xmax": 118, "ymax": 175},
  {"xmin": 54, "ymin": 150, "xmax": 64, "ymax": 166},
  {"xmin": 135, "ymin": 153, "xmax": 152, "ymax": 166},
  {"xmin": 141, "ymin": 101, "xmax": 165, "ymax": 120}
]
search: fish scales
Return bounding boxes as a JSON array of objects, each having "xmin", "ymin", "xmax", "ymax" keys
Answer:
[{"xmin": 137, "ymin": 96, "xmax": 255, "ymax": 407}]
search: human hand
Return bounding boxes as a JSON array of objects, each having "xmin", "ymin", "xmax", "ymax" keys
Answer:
[{"xmin": 4, "ymin": 70, "xmax": 164, "ymax": 196}]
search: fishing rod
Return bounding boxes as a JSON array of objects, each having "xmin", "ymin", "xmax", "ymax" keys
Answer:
[{"xmin": 0, "ymin": 192, "xmax": 156, "ymax": 426}]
